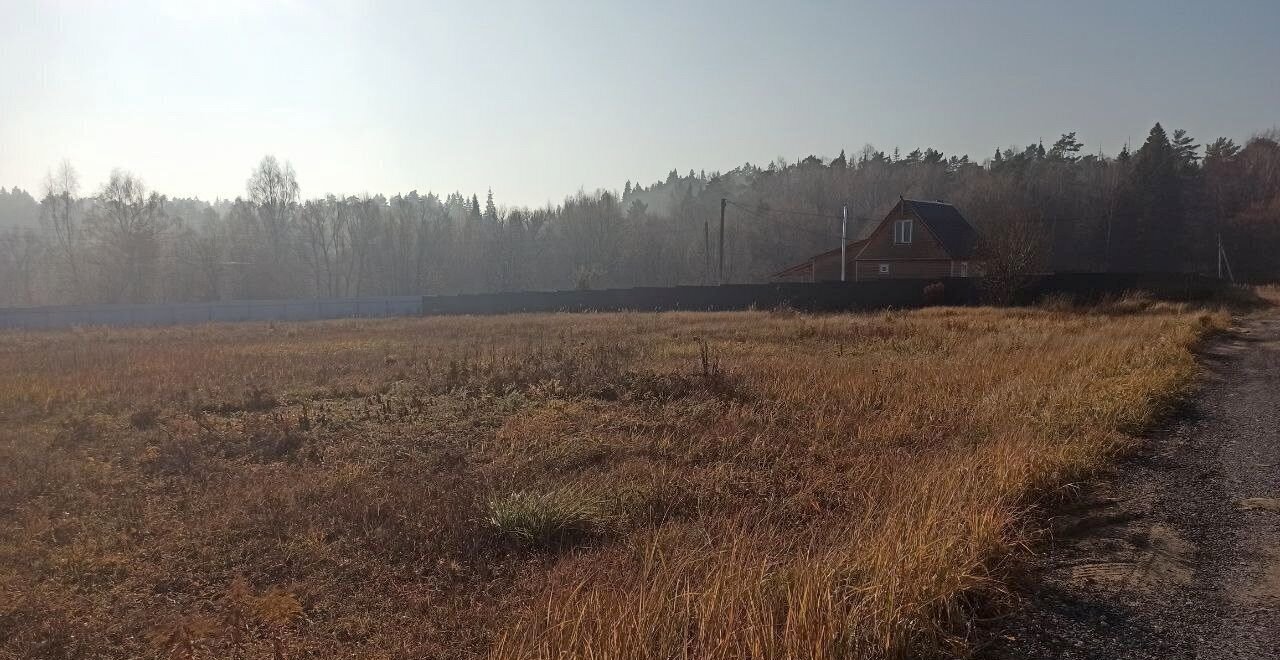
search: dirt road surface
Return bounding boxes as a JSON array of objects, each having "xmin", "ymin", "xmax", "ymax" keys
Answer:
[{"xmin": 983, "ymin": 314, "xmax": 1280, "ymax": 659}]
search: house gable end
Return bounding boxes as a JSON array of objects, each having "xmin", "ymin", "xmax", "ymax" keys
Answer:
[{"xmin": 853, "ymin": 200, "xmax": 951, "ymax": 261}]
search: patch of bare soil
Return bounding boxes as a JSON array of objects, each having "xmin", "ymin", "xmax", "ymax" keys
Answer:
[{"xmin": 980, "ymin": 315, "xmax": 1280, "ymax": 659}]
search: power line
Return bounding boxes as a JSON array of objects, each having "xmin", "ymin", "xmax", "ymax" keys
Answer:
[
  {"xmin": 724, "ymin": 199, "xmax": 843, "ymax": 220},
  {"xmin": 723, "ymin": 201, "xmax": 846, "ymax": 240}
]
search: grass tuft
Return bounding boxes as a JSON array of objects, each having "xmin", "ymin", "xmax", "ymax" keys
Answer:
[
  {"xmin": 129, "ymin": 407, "xmax": 160, "ymax": 430},
  {"xmin": 487, "ymin": 487, "xmax": 610, "ymax": 550}
]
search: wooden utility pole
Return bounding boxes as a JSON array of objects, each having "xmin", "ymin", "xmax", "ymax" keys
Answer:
[
  {"xmin": 718, "ymin": 198, "xmax": 726, "ymax": 284},
  {"xmin": 1218, "ymin": 232, "xmax": 1236, "ymax": 283},
  {"xmin": 703, "ymin": 216, "xmax": 710, "ymax": 284}
]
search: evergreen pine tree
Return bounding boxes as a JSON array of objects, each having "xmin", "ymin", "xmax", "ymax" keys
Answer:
[
  {"xmin": 1203, "ymin": 137, "xmax": 1240, "ymax": 163},
  {"xmin": 1130, "ymin": 122, "xmax": 1183, "ymax": 268},
  {"xmin": 1048, "ymin": 132, "xmax": 1083, "ymax": 162},
  {"xmin": 1171, "ymin": 129, "xmax": 1200, "ymax": 174},
  {"xmin": 484, "ymin": 188, "xmax": 498, "ymax": 222}
]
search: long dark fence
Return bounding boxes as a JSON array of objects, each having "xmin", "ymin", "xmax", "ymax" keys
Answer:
[
  {"xmin": 0, "ymin": 273, "xmax": 1230, "ymax": 330},
  {"xmin": 1024, "ymin": 272, "xmax": 1228, "ymax": 303},
  {"xmin": 421, "ymin": 279, "xmax": 978, "ymax": 315},
  {"xmin": 0, "ymin": 296, "xmax": 423, "ymax": 330},
  {"xmin": 418, "ymin": 273, "xmax": 1226, "ymax": 315}
]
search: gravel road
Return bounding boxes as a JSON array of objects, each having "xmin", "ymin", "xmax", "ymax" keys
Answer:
[{"xmin": 981, "ymin": 314, "xmax": 1280, "ymax": 659}]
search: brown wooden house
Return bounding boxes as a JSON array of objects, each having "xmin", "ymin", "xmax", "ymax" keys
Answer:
[{"xmin": 773, "ymin": 198, "xmax": 979, "ymax": 281}]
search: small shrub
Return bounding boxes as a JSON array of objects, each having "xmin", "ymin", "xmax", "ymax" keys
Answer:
[
  {"xmin": 147, "ymin": 614, "xmax": 220, "ymax": 660},
  {"xmin": 129, "ymin": 407, "xmax": 160, "ymax": 430},
  {"xmin": 1037, "ymin": 293, "xmax": 1076, "ymax": 312},
  {"xmin": 243, "ymin": 386, "xmax": 279, "ymax": 412},
  {"xmin": 696, "ymin": 339, "xmax": 739, "ymax": 398},
  {"xmin": 769, "ymin": 302, "xmax": 798, "ymax": 317},
  {"xmin": 54, "ymin": 414, "xmax": 98, "ymax": 449},
  {"xmin": 141, "ymin": 435, "xmax": 204, "ymax": 476},
  {"xmin": 1093, "ymin": 291, "xmax": 1154, "ymax": 315},
  {"xmin": 923, "ymin": 281, "xmax": 945, "ymax": 306},
  {"xmin": 1211, "ymin": 284, "xmax": 1269, "ymax": 311},
  {"xmin": 241, "ymin": 414, "xmax": 307, "ymax": 461},
  {"xmin": 487, "ymin": 487, "xmax": 609, "ymax": 550}
]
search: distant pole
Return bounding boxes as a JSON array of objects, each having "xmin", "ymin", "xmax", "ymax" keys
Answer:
[
  {"xmin": 703, "ymin": 215, "xmax": 710, "ymax": 284},
  {"xmin": 1217, "ymin": 232, "xmax": 1223, "ymax": 279},
  {"xmin": 718, "ymin": 198, "xmax": 726, "ymax": 285},
  {"xmin": 841, "ymin": 205, "xmax": 848, "ymax": 282},
  {"xmin": 1105, "ymin": 214, "xmax": 1112, "ymax": 272},
  {"xmin": 1219, "ymin": 233, "xmax": 1236, "ymax": 284}
]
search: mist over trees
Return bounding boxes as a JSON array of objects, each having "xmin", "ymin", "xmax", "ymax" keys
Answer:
[{"xmin": 3, "ymin": 124, "xmax": 1280, "ymax": 307}]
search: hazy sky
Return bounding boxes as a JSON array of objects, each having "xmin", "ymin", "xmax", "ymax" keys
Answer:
[{"xmin": 2, "ymin": 0, "xmax": 1278, "ymax": 206}]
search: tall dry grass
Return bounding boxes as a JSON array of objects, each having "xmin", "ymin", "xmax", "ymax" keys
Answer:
[
  {"xmin": 0, "ymin": 303, "xmax": 1226, "ymax": 658},
  {"xmin": 489, "ymin": 305, "xmax": 1223, "ymax": 659}
]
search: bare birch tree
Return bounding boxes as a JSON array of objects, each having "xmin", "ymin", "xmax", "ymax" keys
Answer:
[
  {"xmin": 40, "ymin": 159, "xmax": 82, "ymax": 301},
  {"xmin": 88, "ymin": 170, "xmax": 172, "ymax": 303}
]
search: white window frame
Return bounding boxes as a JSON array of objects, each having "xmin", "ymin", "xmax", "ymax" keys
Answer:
[
  {"xmin": 878, "ymin": 263, "xmax": 890, "ymax": 274},
  {"xmin": 959, "ymin": 261, "xmax": 969, "ymax": 277},
  {"xmin": 893, "ymin": 218, "xmax": 913, "ymax": 245}
]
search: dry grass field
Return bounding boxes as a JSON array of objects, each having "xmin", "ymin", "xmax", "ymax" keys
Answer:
[{"xmin": 0, "ymin": 301, "xmax": 1227, "ymax": 659}]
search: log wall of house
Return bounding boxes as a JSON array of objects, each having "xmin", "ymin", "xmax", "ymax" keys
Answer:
[{"xmin": 854, "ymin": 259, "xmax": 958, "ymax": 280}]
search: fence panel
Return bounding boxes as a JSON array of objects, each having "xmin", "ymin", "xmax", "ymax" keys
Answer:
[
  {"xmin": 0, "ymin": 296, "xmax": 424, "ymax": 330},
  {"xmin": 0, "ymin": 275, "xmax": 1229, "ymax": 331}
]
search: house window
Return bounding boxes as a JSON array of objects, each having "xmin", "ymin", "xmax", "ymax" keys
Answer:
[
  {"xmin": 879, "ymin": 263, "xmax": 890, "ymax": 274},
  {"xmin": 893, "ymin": 219, "xmax": 913, "ymax": 244},
  {"xmin": 959, "ymin": 261, "xmax": 969, "ymax": 277}
]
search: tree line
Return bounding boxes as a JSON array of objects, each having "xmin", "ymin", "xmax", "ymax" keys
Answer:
[{"xmin": 2, "ymin": 123, "xmax": 1279, "ymax": 307}]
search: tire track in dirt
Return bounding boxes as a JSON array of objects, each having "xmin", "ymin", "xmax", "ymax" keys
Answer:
[{"xmin": 981, "ymin": 315, "xmax": 1280, "ymax": 659}]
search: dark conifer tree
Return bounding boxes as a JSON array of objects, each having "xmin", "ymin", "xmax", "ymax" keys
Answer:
[
  {"xmin": 1048, "ymin": 132, "xmax": 1083, "ymax": 162},
  {"xmin": 468, "ymin": 194, "xmax": 482, "ymax": 227},
  {"xmin": 1129, "ymin": 123, "xmax": 1184, "ymax": 268},
  {"xmin": 1171, "ymin": 129, "xmax": 1201, "ymax": 174}
]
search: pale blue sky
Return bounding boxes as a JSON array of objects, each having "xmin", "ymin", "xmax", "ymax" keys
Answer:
[{"xmin": 2, "ymin": 0, "xmax": 1278, "ymax": 205}]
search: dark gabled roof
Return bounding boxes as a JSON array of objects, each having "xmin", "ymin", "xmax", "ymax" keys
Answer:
[
  {"xmin": 805, "ymin": 239, "xmax": 869, "ymax": 263},
  {"xmin": 772, "ymin": 260, "xmax": 814, "ymax": 279},
  {"xmin": 902, "ymin": 199, "xmax": 978, "ymax": 259}
]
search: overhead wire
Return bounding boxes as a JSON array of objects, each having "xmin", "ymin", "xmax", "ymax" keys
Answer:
[
  {"xmin": 724, "ymin": 199, "xmax": 844, "ymax": 221},
  {"xmin": 722, "ymin": 199, "xmax": 848, "ymax": 240}
]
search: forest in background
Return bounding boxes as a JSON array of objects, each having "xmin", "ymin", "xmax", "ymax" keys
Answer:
[{"xmin": 2, "ymin": 122, "xmax": 1279, "ymax": 307}]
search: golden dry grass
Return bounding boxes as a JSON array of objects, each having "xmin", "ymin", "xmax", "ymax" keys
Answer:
[{"xmin": 0, "ymin": 303, "xmax": 1227, "ymax": 659}]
